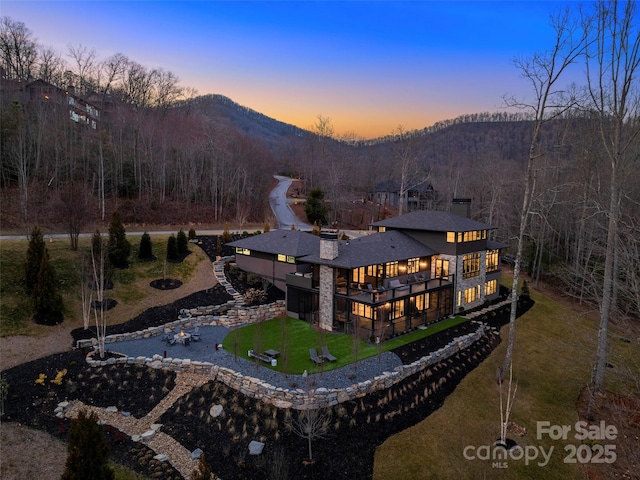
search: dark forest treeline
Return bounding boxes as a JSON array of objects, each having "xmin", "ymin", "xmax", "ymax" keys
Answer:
[{"xmin": 1, "ymin": 14, "xmax": 639, "ymax": 325}]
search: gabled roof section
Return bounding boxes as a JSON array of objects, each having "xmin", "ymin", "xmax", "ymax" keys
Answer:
[
  {"xmin": 299, "ymin": 231, "xmax": 438, "ymax": 269},
  {"xmin": 227, "ymin": 230, "xmax": 320, "ymax": 257},
  {"xmin": 370, "ymin": 210, "xmax": 494, "ymax": 232}
]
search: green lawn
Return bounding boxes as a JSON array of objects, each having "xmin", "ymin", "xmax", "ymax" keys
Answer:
[{"xmin": 222, "ymin": 316, "xmax": 470, "ymax": 375}]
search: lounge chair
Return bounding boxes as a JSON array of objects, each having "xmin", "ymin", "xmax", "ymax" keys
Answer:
[
  {"xmin": 309, "ymin": 348, "xmax": 324, "ymax": 365},
  {"xmin": 321, "ymin": 345, "xmax": 337, "ymax": 362}
]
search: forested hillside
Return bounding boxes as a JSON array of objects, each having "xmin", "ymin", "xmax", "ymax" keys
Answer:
[{"xmin": 1, "ymin": 13, "xmax": 639, "ymax": 325}]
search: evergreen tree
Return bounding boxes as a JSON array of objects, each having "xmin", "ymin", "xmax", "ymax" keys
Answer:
[
  {"xmin": 62, "ymin": 409, "xmax": 114, "ymax": 480},
  {"xmin": 25, "ymin": 226, "xmax": 45, "ymax": 295},
  {"xmin": 188, "ymin": 227, "xmax": 197, "ymax": 240},
  {"xmin": 216, "ymin": 236, "xmax": 222, "ymax": 256},
  {"xmin": 177, "ymin": 229, "xmax": 189, "ymax": 255},
  {"xmin": 167, "ymin": 234, "xmax": 179, "ymax": 260},
  {"xmin": 222, "ymin": 224, "xmax": 232, "ymax": 243},
  {"xmin": 107, "ymin": 210, "xmax": 130, "ymax": 268},
  {"xmin": 305, "ymin": 188, "xmax": 328, "ymax": 226},
  {"xmin": 190, "ymin": 454, "xmax": 216, "ymax": 480},
  {"xmin": 32, "ymin": 249, "xmax": 64, "ymax": 325},
  {"xmin": 138, "ymin": 232, "xmax": 153, "ymax": 259}
]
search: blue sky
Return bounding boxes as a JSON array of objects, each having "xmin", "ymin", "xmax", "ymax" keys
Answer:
[{"xmin": 3, "ymin": 1, "xmax": 574, "ymax": 138}]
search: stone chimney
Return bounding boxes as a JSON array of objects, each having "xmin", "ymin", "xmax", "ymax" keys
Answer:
[
  {"xmin": 452, "ymin": 198, "xmax": 471, "ymax": 218},
  {"xmin": 319, "ymin": 231, "xmax": 339, "ymax": 260}
]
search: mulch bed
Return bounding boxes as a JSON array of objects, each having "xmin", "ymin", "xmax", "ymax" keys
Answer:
[
  {"xmin": 1, "ymin": 245, "xmax": 533, "ymax": 480},
  {"xmin": 150, "ymin": 278, "xmax": 183, "ymax": 290}
]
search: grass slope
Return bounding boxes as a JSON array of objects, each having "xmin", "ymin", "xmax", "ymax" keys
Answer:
[{"xmin": 374, "ymin": 285, "xmax": 639, "ymax": 480}]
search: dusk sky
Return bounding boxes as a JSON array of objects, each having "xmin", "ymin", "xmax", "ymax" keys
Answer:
[{"xmin": 3, "ymin": 1, "xmax": 576, "ymax": 138}]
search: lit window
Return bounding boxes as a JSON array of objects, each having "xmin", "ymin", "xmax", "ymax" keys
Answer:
[
  {"xmin": 351, "ymin": 302, "xmax": 372, "ymax": 318},
  {"xmin": 235, "ymin": 247, "xmax": 250, "ymax": 255},
  {"xmin": 407, "ymin": 257, "xmax": 420, "ymax": 273},
  {"xmin": 485, "ymin": 279, "xmax": 497, "ymax": 296},
  {"xmin": 462, "ymin": 253, "xmax": 481, "ymax": 279},
  {"xmin": 486, "ymin": 250, "xmax": 499, "ymax": 271},
  {"xmin": 446, "ymin": 232, "xmax": 455, "ymax": 243},
  {"xmin": 385, "ymin": 261, "xmax": 398, "ymax": 277}
]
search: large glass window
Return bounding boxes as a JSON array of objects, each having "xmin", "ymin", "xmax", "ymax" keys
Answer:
[
  {"xmin": 352, "ymin": 267, "xmax": 365, "ymax": 284},
  {"xmin": 485, "ymin": 279, "xmax": 497, "ymax": 296},
  {"xmin": 486, "ymin": 250, "xmax": 499, "ymax": 271},
  {"xmin": 389, "ymin": 300, "xmax": 405, "ymax": 319},
  {"xmin": 459, "ymin": 285, "xmax": 481, "ymax": 305},
  {"xmin": 351, "ymin": 302, "xmax": 372, "ymax": 319},
  {"xmin": 435, "ymin": 259, "xmax": 449, "ymax": 277},
  {"xmin": 407, "ymin": 257, "xmax": 420, "ymax": 274},
  {"xmin": 385, "ymin": 261, "xmax": 399, "ymax": 278},
  {"xmin": 414, "ymin": 293, "xmax": 429, "ymax": 311},
  {"xmin": 462, "ymin": 253, "xmax": 481, "ymax": 279}
]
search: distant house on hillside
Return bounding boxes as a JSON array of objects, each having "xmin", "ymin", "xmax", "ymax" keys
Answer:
[
  {"xmin": 229, "ymin": 207, "xmax": 505, "ymax": 341},
  {"xmin": 374, "ymin": 181, "xmax": 439, "ymax": 212},
  {"xmin": 0, "ymin": 72, "xmax": 101, "ymax": 130}
]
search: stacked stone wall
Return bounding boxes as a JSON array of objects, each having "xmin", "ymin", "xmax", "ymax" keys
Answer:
[{"xmin": 84, "ymin": 317, "xmax": 493, "ymax": 410}]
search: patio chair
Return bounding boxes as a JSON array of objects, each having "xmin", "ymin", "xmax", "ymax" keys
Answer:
[
  {"xmin": 309, "ymin": 348, "xmax": 324, "ymax": 365},
  {"xmin": 167, "ymin": 337, "xmax": 176, "ymax": 346},
  {"xmin": 191, "ymin": 326, "xmax": 201, "ymax": 341},
  {"xmin": 321, "ymin": 345, "xmax": 337, "ymax": 362}
]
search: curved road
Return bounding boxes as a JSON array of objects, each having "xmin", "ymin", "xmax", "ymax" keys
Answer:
[{"xmin": 269, "ymin": 175, "xmax": 312, "ymax": 230}]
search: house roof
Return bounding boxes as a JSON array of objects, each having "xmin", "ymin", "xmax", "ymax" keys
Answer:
[
  {"xmin": 227, "ymin": 230, "xmax": 320, "ymax": 257},
  {"xmin": 370, "ymin": 210, "xmax": 494, "ymax": 232},
  {"xmin": 299, "ymin": 231, "xmax": 438, "ymax": 269},
  {"xmin": 487, "ymin": 239, "xmax": 508, "ymax": 250}
]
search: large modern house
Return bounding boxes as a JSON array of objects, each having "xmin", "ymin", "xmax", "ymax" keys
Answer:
[{"xmin": 229, "ymin": 208, "xmax": 505, "ymax": 341}]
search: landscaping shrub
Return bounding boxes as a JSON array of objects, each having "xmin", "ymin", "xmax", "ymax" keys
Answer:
[
  {"xmin": 166, "ymin": 235, "xmax": 178, "ymax": 261},
  {"xmin": 138, "ymin": 232, "xmax": 153, "ymax": 260},
  {"xmin": 243, "ymin": 288, "xmax": 267, "ymax": 306},
  {"xmin": 24, "ymin": 226, "xmax": 45, "ymax": 295},
  {"xmin": 32, "ymin": 249, "xmax": 64, "ymax": 325},
  {"xmin": 177, "ymin": 229, "xmax": 189, "ymax": 255},
  {"xmin": 62, "ymin": 409, "xmax": 115, "ymax": 480},
  {"xmin": 188, "ymin": 227, "xmax": 197, "ymax": 240},
  {"xmin": 107, "ymin": 211, "xmax": 131, "ymax": 268}
]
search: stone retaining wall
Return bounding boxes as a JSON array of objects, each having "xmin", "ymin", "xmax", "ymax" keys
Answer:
[
  {"xmin": 84, "ymin": 316, "xmax": 493, "ymax": 409},
  {"xmin": 77, "ymin": 300, "xmax": 287, "ymax": 349}
]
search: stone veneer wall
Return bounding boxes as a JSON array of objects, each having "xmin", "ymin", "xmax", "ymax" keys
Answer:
[
  {"xmin": 318, "ymin": 265, "xmax": 334, "ymax": 331},
  {"xmin": 84, "ymin": 314, "xmax": 493, "ymax": 410}
]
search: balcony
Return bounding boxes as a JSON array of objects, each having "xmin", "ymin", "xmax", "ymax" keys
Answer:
[{"xmin": 286, "ymin": 272, "xmax": 314, "ymax": 289}]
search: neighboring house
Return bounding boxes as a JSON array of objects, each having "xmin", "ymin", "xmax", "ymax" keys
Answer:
[
  {"xmin": 0, "ymin": 73, "xmax": 100, "ymax": 130},
  {"xmin": 229, "ymin": 209, "xmax": 505, "ymax": 341},
  {"xmin": 374, "ymin": 181, "xmax": 439, "ymax": 212}
]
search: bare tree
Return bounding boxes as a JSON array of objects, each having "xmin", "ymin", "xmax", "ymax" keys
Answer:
[
  {"xmin": 584, "ymin": 0, "xmax": 640, "ymax": 396},
  {"xmin": 0, "ymin": 16, "xmax": 38, "ymax": 81},
  {"xmin": 66, "ymin": 43, "xmax": 97, "ymax": 93},
  {"xmin": 390, "ymin": 125, "xmax": 430, "ymax": 216},
  {"xmin": 90, "ymin": 230, "xmax": 108, "ymax": 358},
  {"xmin": 500, "ymin": 8, "xmax": 586, "ymax": 378},
  {"xmin": 36, "ymin": 45, "xmax": 66, "ymax": 86},
  {"xmin": 288, "ymin": 407, "xmax": 330, "ymax": 462}
]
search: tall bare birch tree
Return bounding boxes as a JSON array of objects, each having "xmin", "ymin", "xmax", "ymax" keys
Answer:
[
  {"xmin": 500, "ymin": 8, "xmax": 586, "ymax": 378},
  {"xmin": 584, "ymin": 0, "xmax": 640, "ymax": 395},
  {"xmin": 91, "ymin": 230, "xmax": 108, "ymax": 358}
]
